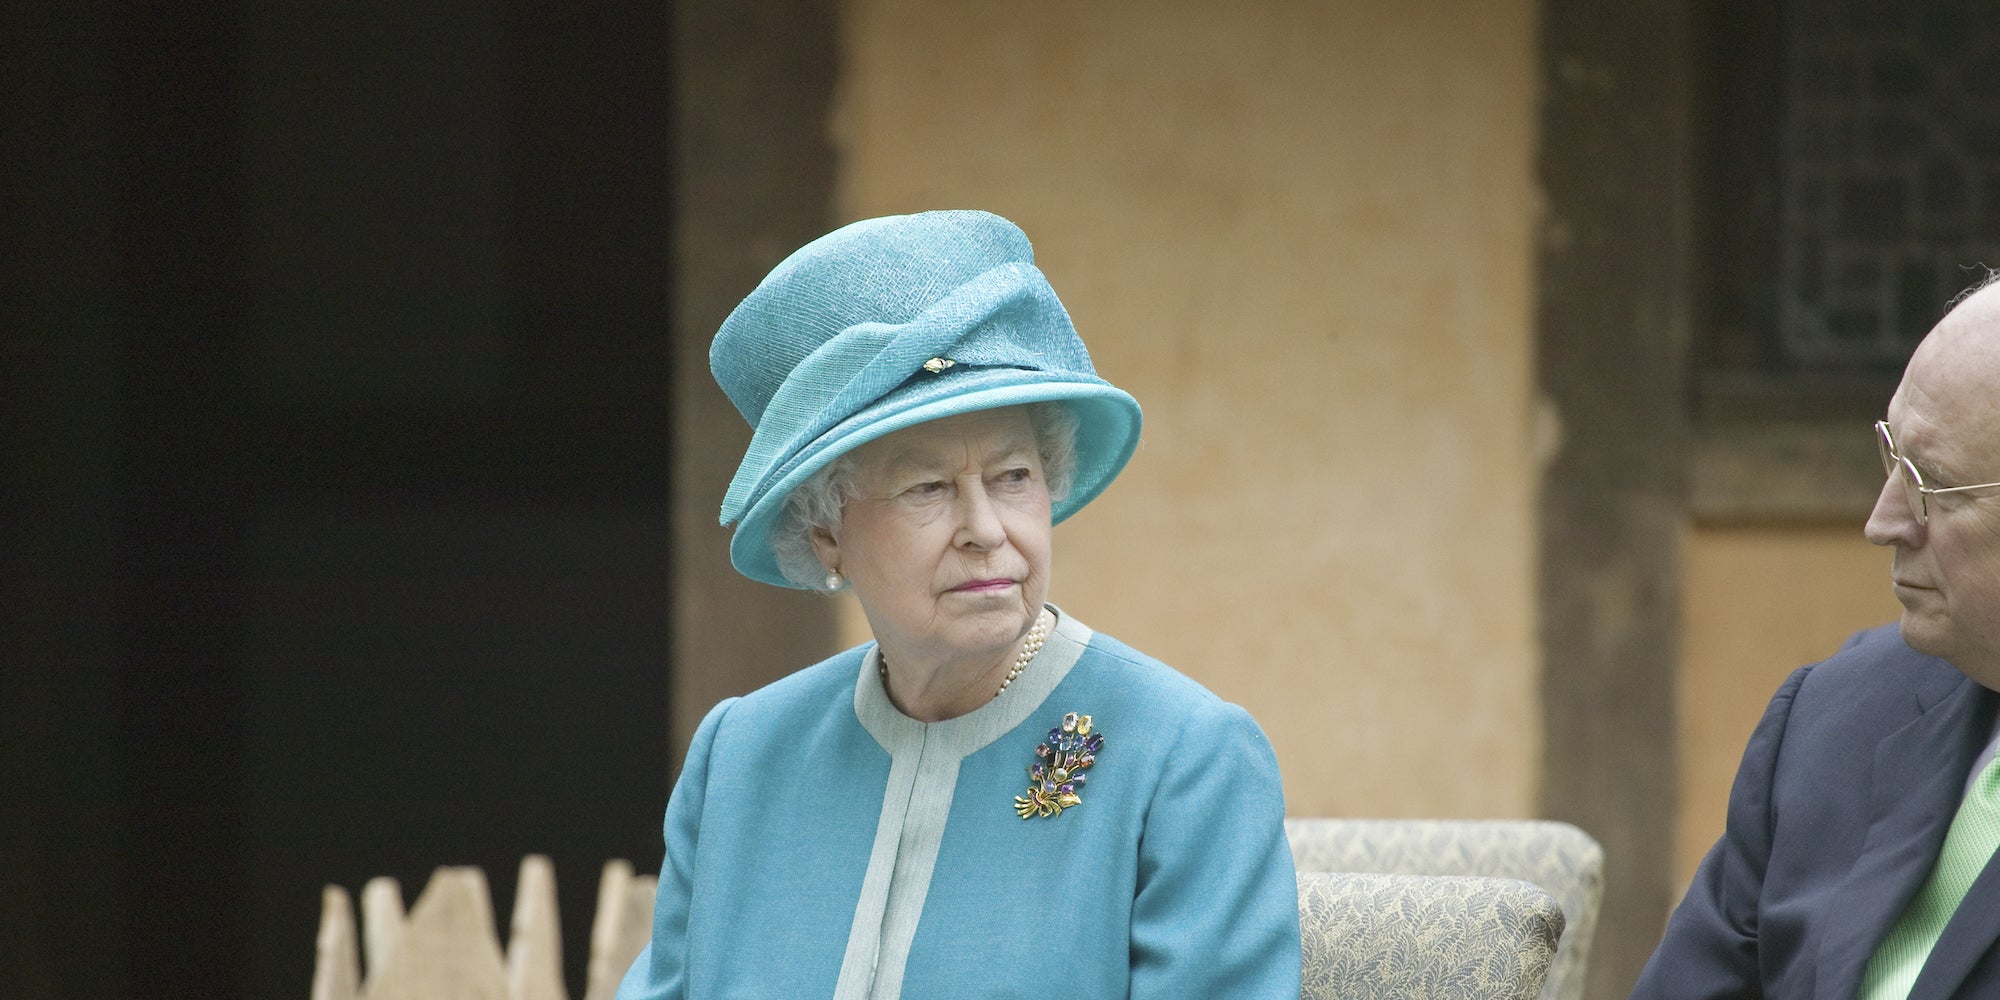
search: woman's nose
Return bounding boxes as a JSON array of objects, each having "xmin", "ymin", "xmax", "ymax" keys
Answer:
[{"xmin": 953, "ymin": 483, "xmax": 1006, "ymax": 549}]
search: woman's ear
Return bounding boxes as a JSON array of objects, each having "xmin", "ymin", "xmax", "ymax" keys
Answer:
[{"xmin": 809, "ymin": 524, "xmax": 839, "ymax": 574}]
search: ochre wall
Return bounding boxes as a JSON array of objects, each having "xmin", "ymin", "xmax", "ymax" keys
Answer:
[
  {"xmin": 827, "ymin": 0, "xmax": 1543, "ymax": 819},
  {"xmin": 1674, "ymin": 522, "xmax": 1902, "ymax": 887}
]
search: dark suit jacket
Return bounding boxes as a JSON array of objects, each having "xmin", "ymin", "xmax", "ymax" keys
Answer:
[{"xmin": 1633, "ymin": 624, "xmax": 2000, "ymax": 999}]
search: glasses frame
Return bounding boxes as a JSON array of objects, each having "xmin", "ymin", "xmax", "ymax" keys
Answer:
[{"xmin": 1875, "ymin": 420, "xmax": 2000, "ymax": 526}]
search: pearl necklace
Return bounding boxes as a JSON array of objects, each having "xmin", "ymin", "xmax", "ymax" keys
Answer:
[{"xmin": 878, "ymin": 608, "xmax": 1054, "ymax": 701}]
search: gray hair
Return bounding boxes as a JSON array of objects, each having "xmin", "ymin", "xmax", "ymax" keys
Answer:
[
  {"xmin": 769, "ymin": 401, "xmax": 1081, "ymax": 590},
  {"xmin": 1946, "ymin": 264, "xmax": 2000, "ymax": 313}
]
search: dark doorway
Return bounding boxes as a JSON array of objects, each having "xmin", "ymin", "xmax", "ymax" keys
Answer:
[{"xmin": 5, "ymin": 2, "xmax": 675, "ymax": 997}]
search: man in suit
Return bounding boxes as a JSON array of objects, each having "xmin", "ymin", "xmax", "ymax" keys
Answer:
[{"xmin": 1633, "ymin": 278, "xmax": 2000, "ymax": 998}]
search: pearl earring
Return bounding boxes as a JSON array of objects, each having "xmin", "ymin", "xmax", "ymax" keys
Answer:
[{"xmin": 824, "ymin": 570, "xmax": 844, "ymax": 591}]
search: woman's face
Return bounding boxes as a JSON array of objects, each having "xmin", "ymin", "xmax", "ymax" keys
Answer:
[{"xmin": 813, "ymin": 406, "xmax": 1053, "ymax": 669}]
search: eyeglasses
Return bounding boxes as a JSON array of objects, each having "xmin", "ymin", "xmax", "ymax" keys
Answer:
[{"xmin": 1875, "ymin": 420, "xmax": 2000, "ymax": 525}]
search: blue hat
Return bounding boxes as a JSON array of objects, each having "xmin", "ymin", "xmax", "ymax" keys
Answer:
[{"xmin": 711, "ymin": 210, "xmax": 1144, "ymax": 588}]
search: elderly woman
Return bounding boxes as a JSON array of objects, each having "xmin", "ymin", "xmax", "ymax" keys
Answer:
[{"xmin": 618, "ymin": 211, "xmax": 1299, "ymax": 999}]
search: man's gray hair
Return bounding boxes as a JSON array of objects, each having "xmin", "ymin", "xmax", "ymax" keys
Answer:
[
  {"xmin": 768, "ymin": 402, "xmax": 1081, "ymax": 590},
  {"xmin": 1946, "ymin": 264, "xmax": 2000, "ymax": 313}
]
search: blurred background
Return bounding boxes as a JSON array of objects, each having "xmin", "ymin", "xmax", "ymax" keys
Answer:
[{"xmin": 7, "ymin": 0, "xmax": 1995, "ymax": 996}]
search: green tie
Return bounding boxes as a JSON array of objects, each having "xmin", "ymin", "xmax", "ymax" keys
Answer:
[{"xmin": 1861, "ymin": 754, "xmax": 2000, "ymax": 999}]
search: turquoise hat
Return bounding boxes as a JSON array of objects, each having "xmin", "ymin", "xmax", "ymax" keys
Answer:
[{"xmin": 711, "ymin": 210, "xmax": 1143, "ymax": 588}]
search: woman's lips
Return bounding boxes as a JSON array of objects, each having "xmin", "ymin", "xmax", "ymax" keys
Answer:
[{"xmin": 952, "ymin": 578, "xmax": 1016, "ymax": 593}]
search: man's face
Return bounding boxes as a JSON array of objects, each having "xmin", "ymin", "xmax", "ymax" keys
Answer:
[{"xmin": 1866, "ymin": 284, "xmax": 2000, "ymax": 686}]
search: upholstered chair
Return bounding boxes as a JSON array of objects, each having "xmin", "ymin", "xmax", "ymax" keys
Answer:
[
  {"xmin": 1286, "ymin": 818, "xmax": 1604, "ymax": 1000},
  {"xmin": 1296, "ymin": 871, "xmax": 1564, "ymax": 1000}
]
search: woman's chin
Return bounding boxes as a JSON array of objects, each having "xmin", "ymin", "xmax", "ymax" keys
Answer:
[{"xmin": 935, "ymin": 605, "xmax": 1035, "ymax": 648}]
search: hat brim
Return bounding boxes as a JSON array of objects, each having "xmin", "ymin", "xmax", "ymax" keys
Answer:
[{"xmin": 728, "ymin": 368, "xmax": 1142, "ymax": 589}]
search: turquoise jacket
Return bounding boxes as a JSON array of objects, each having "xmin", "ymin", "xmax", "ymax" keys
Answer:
[{"xmin": 617, "ymin": 611, "xmax": 1300, "ymax": 999}]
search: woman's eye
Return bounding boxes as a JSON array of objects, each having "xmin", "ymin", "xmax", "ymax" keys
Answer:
[
  {"xmin": 999, "ymin": 467, "xmax": 1032, "ymax": 483},
  {"xmin": 907, "ymin": 481, "xmax": 947, "ymax": 497}
]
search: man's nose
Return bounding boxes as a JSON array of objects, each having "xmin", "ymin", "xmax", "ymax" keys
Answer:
[{"xmin": 1864, "ymin": 471, "xmax": 1923, "ymax": 548}]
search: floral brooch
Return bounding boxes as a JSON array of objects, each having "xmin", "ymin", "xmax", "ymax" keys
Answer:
[{"xmin": 1015, "ymin": 711, "xmax": 1103, "ymax": 819}]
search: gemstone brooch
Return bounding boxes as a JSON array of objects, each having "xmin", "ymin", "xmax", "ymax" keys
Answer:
[{"xmin": 1015, "ymin": 711, "xmax": 1103, "ymax": 819}]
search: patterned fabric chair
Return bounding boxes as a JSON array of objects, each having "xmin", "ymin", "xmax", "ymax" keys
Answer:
[
  {"xmin": 1297, "ymin": 871, "xmax": 1564, "ymax": 1000},
  {"xmin": 1285, "ymin": 819, "xmax": 1604, "ymax": 1000}
]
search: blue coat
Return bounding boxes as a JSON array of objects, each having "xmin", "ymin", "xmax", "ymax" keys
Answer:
[
  {"xmin": 1633, "ymin": 624, "xmax": 2000, "ymax": 998},
  {"xmin": 617, "ymin": 611, "xmax": 1300, "ymax": 999}
]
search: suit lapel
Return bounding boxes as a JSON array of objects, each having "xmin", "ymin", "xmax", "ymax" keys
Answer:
[
  {"xmin": 1816, "ymin": 668, "xmax": 1991, "ymax": 997},
  {"xmin": 1910, "ymin": 851, "xmax": 2000, "ymax": 999}
]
